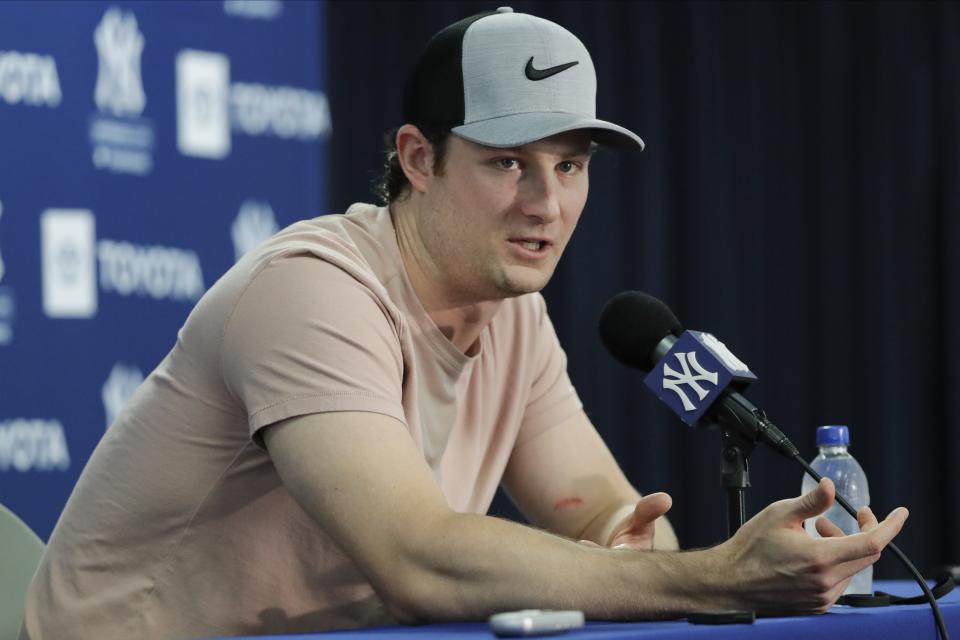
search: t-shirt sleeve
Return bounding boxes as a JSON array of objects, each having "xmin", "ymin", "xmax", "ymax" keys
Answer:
[
  {"xmin": 220, "ymin": 254, "xmax": 406, "ymax": 443},
  {"xmin": 515, "ymin": 295, "xmax": 583, "ymax": 446}
]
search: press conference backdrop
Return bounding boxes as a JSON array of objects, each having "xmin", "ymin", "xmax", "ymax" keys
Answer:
[{"xmin": 0, "ymin": 0, "xmax": 328, "ymax": 540}]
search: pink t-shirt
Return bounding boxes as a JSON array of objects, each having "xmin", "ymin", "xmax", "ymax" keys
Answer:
[{"xmin": 22, "ymin": 203, "xmax": 582, "ymax": 638}]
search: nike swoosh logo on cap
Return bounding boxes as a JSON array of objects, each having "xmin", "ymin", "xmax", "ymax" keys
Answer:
[{"xmin": 524, "ymin": 57, "xmax": 579, "ymax": 81}]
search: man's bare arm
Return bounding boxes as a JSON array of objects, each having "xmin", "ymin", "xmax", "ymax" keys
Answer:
[
  {"xmin": 503, "ymin": 410, "xmax": 678, "ymax": 550},
  {"xmin": 263, "ymin": 411, "xmax": 907, "ymax": 624}
]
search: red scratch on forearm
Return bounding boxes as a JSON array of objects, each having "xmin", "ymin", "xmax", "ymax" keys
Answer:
[{"xmin": 553, "ymin": 496, "xmax": 584, "ymax": 510}]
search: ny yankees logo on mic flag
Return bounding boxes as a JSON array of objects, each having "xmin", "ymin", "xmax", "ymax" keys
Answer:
[{"xmin": 643, "ymin": 330, "xmax": 757, "ymax": 426}]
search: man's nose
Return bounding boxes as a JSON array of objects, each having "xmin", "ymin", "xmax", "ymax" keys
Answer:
[{"xmin": 519, "ymin": 168, "xmax": 561, "ymax": 222}]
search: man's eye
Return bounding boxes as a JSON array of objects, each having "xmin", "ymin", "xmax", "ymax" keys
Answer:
[
  {"xmin": 495, "ymin": 158, "xmax": 519, "ymax": 170},
  {"xmin": 558, "ymin": 161, "xmax": 578, "ymax": 173}
]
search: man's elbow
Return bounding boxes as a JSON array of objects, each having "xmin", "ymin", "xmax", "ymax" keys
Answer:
[
  {"xmin": 376, "ymin": 565, "xmax": 453, "ymax": 625},
  {"xmin": 369, "ymin": 516, "xmax": 469, "ymax": 625}
]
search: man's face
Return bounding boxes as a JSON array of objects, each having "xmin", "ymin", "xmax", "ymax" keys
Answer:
[{"xmin": 415, "ymin": 130, "xmax": 592, "ymax": 303}]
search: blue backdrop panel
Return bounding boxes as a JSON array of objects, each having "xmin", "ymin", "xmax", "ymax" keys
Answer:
[{"xmin": 0, "ymin": 0, "xmax": 328, "ymax": 540}]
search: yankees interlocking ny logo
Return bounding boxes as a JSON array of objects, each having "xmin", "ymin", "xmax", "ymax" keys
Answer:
[
  {"xmin": 662, "ymin": 351, "xmax": 719, "ymax": 411},
  {"xmin": 94, "ymin": 7, "xmax": 146, "ymax": 117}
]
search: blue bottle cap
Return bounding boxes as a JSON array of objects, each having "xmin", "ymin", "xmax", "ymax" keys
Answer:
[{"xmin": 816, "ymin": 425, "xmax": 850, "ymax": 446}]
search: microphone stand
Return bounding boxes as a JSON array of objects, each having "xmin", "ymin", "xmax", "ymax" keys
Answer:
[
  {"xmin": 719, "ymin": 425, "xmax": 755, "ymax": 538},
  {"xmin": 709, "ymin": 393, "xmax": 790, "ymax": 538}
]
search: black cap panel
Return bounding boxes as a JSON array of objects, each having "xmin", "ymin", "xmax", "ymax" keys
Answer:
[{"xmin": 402, "ymin": 11, "xmax": 495, "ymax": 128}]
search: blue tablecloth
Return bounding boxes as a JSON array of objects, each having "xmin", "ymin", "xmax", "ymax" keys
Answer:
[{"xmin": 226, "ymin": 580, "xmax": 957, "ymax": 639}]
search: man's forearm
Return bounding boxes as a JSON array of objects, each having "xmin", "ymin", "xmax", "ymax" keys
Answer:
[{"xmin": 382, "ymin": 510, "xmax": 721, "ymax": 624}]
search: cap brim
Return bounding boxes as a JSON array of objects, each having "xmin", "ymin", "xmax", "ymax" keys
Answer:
[{"xmin": 452, "ymin": 112, "xmax": 644, "ymax": 150}]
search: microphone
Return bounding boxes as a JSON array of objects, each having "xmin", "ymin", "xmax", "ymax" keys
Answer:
[{"xmin": 598, "ymin": 291, "xmax": 798, "ymax": 459}]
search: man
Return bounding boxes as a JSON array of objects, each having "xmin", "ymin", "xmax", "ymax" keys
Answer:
[{"xmin": 22, "ymin": 8, "xmax": 907, "ymax": 638}]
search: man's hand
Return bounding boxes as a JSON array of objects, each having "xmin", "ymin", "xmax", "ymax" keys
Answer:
[
  {"xmin": 579, "ymin": 493, "xmax": 674, "ymax": 551},
  {"xmin": 713, "ymin": 477, "xmax": 908, "ymax": 615},
  {"xmin": 609, "ymin": 492, "xmax": 674, "ymax": 550}
]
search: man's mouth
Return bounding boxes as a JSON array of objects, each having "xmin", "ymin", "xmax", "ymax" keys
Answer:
[{"xmin": 508, "ymin": 238, "xmax": 552, "ymax": 258}]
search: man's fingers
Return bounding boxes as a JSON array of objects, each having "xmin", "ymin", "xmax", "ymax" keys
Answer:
[
  {"xmin": 630, "ymin": 492, "xmax": 672, "ymax": 526},
  {"xmin": 857, "ymin": 506, "xmax": 879, "ymax": 533},
  {"xmin": 814, "ymin": 506, "xmax": 878, "ymax": 538},
  {"xmin": 607, "ymin": 493, "xmax": 673, "ymax": 550},
  {"xmin": 786, "ymin": 478, "xmax": 836, "ymax": 522},
  {"xmin": 829, "ymin": 507, "xmax": 909, "ymax": 563},
  {"xmin": 822, "ymin": 575, "xmax": 855, "ymax": 609},
  {"xmin": 829, "ymin": 551, "xmax": 880, "ymax": 582},
  {"xmin": 814, "ymin": 516, "xmax": 845, "ymax": 538},
  {"xmin": 617, "ymin": 493, "xmax": 672, "ymax": 538}
]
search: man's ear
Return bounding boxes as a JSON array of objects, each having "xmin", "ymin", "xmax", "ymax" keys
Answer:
[{"xmin": 395, "ymin": 124, "xmax": 435, "ymax": 194}]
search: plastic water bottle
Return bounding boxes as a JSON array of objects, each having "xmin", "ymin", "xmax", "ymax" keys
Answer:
[{"xmin": 800, "ymin": 425, "xmax": 873, "ymax": 595}]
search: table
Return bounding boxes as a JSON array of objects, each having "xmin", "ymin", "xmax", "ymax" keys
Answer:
[{"xmin": 226, "ymin": 580, "xmax": 958, "ymax": 639}]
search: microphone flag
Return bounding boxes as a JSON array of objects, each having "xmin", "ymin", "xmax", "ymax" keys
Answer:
[{"xmin": 643, "ymin": 330, "xmax": 757, "ymax": 426}]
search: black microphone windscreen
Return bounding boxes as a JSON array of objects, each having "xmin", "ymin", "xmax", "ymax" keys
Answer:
[{"xmin": 598, "ymin": 291, "xmax": 683, "ymax": 371}]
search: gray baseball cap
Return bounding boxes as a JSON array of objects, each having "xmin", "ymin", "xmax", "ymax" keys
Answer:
[{"xmin": 402, "ymin": 7, "xmax": 644, "ymax": 150}]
